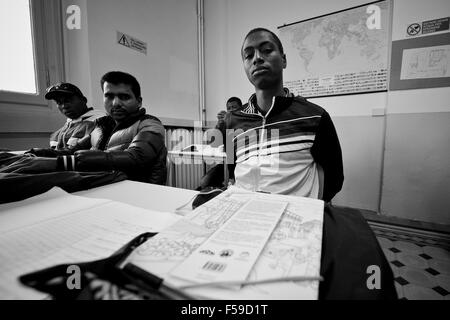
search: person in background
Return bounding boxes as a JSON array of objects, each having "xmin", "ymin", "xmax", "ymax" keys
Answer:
[
  {"xmin": 224, "ymin": 27, "xmax": 344, "ymax": 202},
  {"xmin": 27, "ymin": 82, "xmax": 105, "ymax": 156},
  {"xmin": 215, "ymin": 96, "xmax": 243, "ymax": 133},
  {"xmin": 7, "ymin": 71, "xmax": 168, "ymax": 185},
  {"xmin": 196, "ymin": 97, "xmax": 243, "ymax": 190}
]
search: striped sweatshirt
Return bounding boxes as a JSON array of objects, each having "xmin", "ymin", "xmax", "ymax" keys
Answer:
[{"xmin": 224, "ymin": 91, "xmax": 344, "ymax": 202}]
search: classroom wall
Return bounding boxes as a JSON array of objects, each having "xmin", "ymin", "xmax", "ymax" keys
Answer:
[
  {"xmin": 62, "ymin": 0, "xmax": 200, "ymax": 126},
  {"xmin": 204, "ymin": 0, "xmax": 450, "ymax": 225},
  {"xmin": 381, "ymin": 0, "xmax": 450, "ymax": 225}
]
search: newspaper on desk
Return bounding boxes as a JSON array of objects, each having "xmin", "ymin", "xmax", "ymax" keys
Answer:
[{"xmin": 127, "ymin": 186, "xmax": 325, "ymax": 300}]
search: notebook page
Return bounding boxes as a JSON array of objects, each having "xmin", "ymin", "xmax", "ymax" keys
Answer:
[{"xmin": 0, "ymin": 188, "xmax": 181, "ymax": 299}]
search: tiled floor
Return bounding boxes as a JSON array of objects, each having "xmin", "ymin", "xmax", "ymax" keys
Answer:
[{"xmin": 370, "ymin": 222, "xmax": 450, "ymax": 300}]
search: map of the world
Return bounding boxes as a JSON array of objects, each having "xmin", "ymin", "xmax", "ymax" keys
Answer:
[{"xmin": 278, "ymin": 0, "xmax": 390, "ymax": 97}]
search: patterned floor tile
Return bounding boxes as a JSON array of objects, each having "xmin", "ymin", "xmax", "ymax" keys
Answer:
[
  {"xmin": 377, "ymin": 237, "xmax": 393, "ymax": 249},
  {"xmin": 394, "ymin": 282, "xmax": 404, "ymax": 299},
  {"xmin": 432, "ymin": 286, "xmax": 449, "ymax": 297},
  {"xmin": 393, "ymin": 240, "xmax": 423, "ymax": 254},
  {"xmin": 399, "ymin": 266, "xmax": 437, "ymax": 288},
  {"xmin": 396, "ymin": 252, "xmax": 428, "ymax": 269},
  {"xmin": 429, "ymin": 259, "xmax": 450, "ymax": 276},
  {"xmin": 423, "ymin": 246, "xmax": 450, "ymax": 262},
  {"xmin": 425, "ymin": 267, "xmax": 440, "ymax": 276},
  {"xmin": 382, "ymin": 247, "xmax": 395, "ymax": 261},
  {"xmin": 419, "ymin": 253, "xmax": 433, "ymax": 260},
  {"xmin": 391, "ymin": 260, "xmax": 405, "ymax": 268},
  {"xmin": 369, "ymin": 220, "xmax": 450, "ymax": 300},
  {"xmin": 394, "ymin": 276, "xmax": 409, "ymax": 286},
  {"xmin": 435, "ymin": 274, "xmax": 450, "ymax": 292},
  {"xmin": 423, "ymin": 239, "xmax": 439, "ymax": 246},
  {"xmin": 390, "ymin": 265, "xmax": 402, "ymax": 277},
  {"xmin": 389, "ymin": 247, "xmax": 401, "ymax": 253},
  {"xmin": 403, "ymin": 284, "xmax": 444, "ymax": 300}
]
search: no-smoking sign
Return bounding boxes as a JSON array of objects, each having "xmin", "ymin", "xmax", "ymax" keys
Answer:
[{"xmin": 407, "ymin": 23, "xmax": 421, "ymax": 36}]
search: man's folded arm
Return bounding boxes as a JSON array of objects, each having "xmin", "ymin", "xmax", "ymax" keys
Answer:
[
  {"xmin": 311, "ymin": 111, "xmax": 344, "ymax": 202},
  {"xmin": 56, "ymin": 131, "xmax": 165, "ymax": 172}
]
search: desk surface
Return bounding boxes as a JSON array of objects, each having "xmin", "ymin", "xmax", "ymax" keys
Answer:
[
  {"xmin": 75, "ymin": 180, "xmax": 198, "ymax": 213},
  {"xmin": 1, "ymin": 180, "xmax": 397, "ymax": 300},
  {"xmin": 79, "ymin": 181, "xmax": 397, "ymax": 300}
]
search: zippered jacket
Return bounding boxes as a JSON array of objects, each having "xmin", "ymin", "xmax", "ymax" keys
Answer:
[
  {"xmin": 50, "ymin": 108, "xmax": 105, "ymax": 150},
  {"xmin": 56, "ymin": 109, "xmax": 167, "ymax": 185},
  {"xmin": 224, "ymin": 92, "xmax": 344, "ymax": 202}
]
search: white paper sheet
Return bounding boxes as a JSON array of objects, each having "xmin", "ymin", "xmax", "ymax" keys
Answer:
[
  {"xmin": 128, "ymin": 186, "xmax": 324, "ymax": 300},
  {"xmin": 170, "ymin": 199, "xmax": 287, "ymax": 283},
  {"xmin": 0, "ymin": 188, "xmax": 181, "ymax": 299}
]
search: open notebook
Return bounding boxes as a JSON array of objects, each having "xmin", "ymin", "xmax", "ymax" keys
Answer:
[{"xmin": 0, "ymin": 188, "xmax": 180, "ymax": 299}]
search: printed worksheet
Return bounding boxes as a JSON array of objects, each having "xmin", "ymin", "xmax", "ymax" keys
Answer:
[
  {"xmin": 170, "ymin": 199, "xmax": 287, "ymax": 283},
  {"xmin": 128, "ymin": 186, "xmax": 325, "ymax": 300}
]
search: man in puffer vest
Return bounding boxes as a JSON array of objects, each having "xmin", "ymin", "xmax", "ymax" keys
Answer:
[{"xmin": 10, "ymin": 71, "xmax": 168, "ymax": 185}]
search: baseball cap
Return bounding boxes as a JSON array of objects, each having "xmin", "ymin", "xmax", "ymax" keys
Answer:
[{"xmin": 45, "ymin": 82, "xmax": 85, "ymax": 100}]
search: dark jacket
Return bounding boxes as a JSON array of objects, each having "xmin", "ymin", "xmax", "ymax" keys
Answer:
[
  {"xmin": 57, "ymin": 109, "xmax": 167, "ymax": 185},
  {"xmin": 225, "ymin": 93, "xmax": 344, "ymax": 202}
]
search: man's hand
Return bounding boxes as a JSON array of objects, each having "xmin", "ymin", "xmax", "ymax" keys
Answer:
[
  {"xmin": 217, "ymin": 110, "xmax": 227, "ymax": 122},
  {"xmin": 1, "ymin": 156, "xmax": 58, "ymax": 173},
  {"xmin": 25, "ymin": 148, "xmax": 59, "ymax": 157}
]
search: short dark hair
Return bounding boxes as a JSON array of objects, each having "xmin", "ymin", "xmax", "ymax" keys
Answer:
[
  {"xmin": 242, "ymin": 27, "xmax": 284, "ymax": 56},
  {"xmin": 227, "ymin": 96, "xmax": 242, "ymax": 106},
  {"xmin": 100, "ymin": 71, "xmax": 141, "ymax": 98}
]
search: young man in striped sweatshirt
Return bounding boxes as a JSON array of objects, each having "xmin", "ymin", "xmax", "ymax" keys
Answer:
[{"xmin": 224, "ymin": 28, "xmax": 344, "ymax": 202}]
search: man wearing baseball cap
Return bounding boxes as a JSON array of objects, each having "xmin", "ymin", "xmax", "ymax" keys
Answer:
[{"xmin": 31, "ymin": 82, "xmax": 104, "ymax": 155}]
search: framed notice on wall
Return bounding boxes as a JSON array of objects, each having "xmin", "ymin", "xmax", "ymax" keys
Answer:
[
  {"xmin": 390, "ymin": 32, "xmax": 450, "ymax": 91},
  {"xmin": 278, "ymin": 0, "xmax": 391, "ymax": 98}
]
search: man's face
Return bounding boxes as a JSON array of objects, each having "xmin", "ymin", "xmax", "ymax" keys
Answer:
[
  {"xmin": 103, "ymin": 82, "xmax": 142, "ymax": 122},
  {"xmin": 242, "ymin": 31, "xmax": 286, "ymax": 90},
  {"xmin": 54, "ymin": 94, "xmax": 87, "ymax": 120},
  {"xmin": 226, "ymin": 101, "xmax": 241, "ymax": 112}
]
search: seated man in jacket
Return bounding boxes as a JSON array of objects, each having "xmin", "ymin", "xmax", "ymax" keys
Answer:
[
  {"xmin": 224, "ymin": 28, "xmax": 344, "ymax": 202},
  {"xmin": 8, "ymin": 71, "xmax": 167, "ymax": 185},
  {"xmin": 27, "ymin": 82, "xmax": 105, "ymax": 156}
]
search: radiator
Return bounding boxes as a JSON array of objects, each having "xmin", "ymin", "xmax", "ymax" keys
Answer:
[{"xmin": 165, "ymin": 127, "xmax": 205, "ymax": 190}]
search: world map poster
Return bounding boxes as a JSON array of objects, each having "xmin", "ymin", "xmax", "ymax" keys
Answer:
[{"xmin": 278, "ymin": 0, "xmax": 390, "ymax": 98}]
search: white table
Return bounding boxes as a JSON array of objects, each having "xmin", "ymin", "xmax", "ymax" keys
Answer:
[{"xmin": 75, "ymin": 180, "xmax": 198, "ymax": 212}]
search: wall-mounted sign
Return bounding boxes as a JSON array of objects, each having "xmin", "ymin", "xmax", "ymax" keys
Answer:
[
  {"xmin": 117, "ymin": 31, "xmax": 147, "ymax": 55},
  {"xmin": 422, "ymin": 17, "xmax": 449, "ymax": 35},
  {"xmin": 390, "ymin": 33, "xmax": 450, "ymax": 91},
  {"xmin": 406, "ymin": 17, "xmax": 449, "ymax": 37}
]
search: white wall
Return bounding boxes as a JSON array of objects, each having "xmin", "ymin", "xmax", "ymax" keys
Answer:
[
  {"xmin": 204, "ymin": 0, "xmax": 383, "ymax": 118},
  {"xmin": 62, "ymin": 0, "xmax": 93, "ymax": 106},
  {"xmin": 381, "ymin": 0, "xmax": 450, "ymax": 225},
  {"xmin": 63, "ymin": 0, "xmax": 200, "ymax": 126},
  {"xmin": 204, "ymin": 0, "xmax": 450, "ymax": 225}
]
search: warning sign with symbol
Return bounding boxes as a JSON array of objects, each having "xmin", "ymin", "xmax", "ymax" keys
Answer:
[
  {"xmin": 406, "ymin": 17, "xmax": 450, "ymax": 37},
  {"xmin": 117, "ymin": 31, "xmax": 147, "ymax": 55},
  {"xmin": 407, "ymin": 23, "xmax": 421, "ymax": 36}
]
